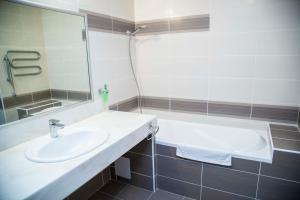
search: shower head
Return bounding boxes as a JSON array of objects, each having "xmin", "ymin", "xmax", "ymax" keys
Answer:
[{"xmin": 126, "ymin": 25, "xmax": 147, "ymax": 36}]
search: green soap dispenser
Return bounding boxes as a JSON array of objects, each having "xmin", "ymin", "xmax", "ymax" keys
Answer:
[{"xmin": 99, "ymin": 84, "xmax": 109, "ymax": 111}]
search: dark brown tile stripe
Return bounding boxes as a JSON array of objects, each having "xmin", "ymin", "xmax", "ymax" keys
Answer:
[
  {"xmin": 3, "ymin": 94, "xmax": 32, "ymax": 108},
  {"xmin": 87, "ymin": 13, "xmax": 113, "ymax": 31},
  {"xmin": 171, "ymin": 98, "xmax": 207, "ymax": 114},
  {"xmin": 80, "ymin": 9, "xmax": 135, "ymax": 35},
  {"xmin": 270, "ymin": 124, "xmax": 299, "ymax": 132},
  {"xmin": 51, "ymin": 89, "xmax": 68, "ymax": 100},
  {"xmin": 141, "ymin": 96, "xmax": 169, "ymax": 110},
  {"xmin": 113, "ymin": 17, "xmax": 135, "ymax": 34},
  {"xmin": 117, "ymin": 97, "xmax": 138, "ymax": 112},
  {"xmin": 82, "ymin": 11, "xmax": 210, "ymax": 35},
  {"xmin": 136, "ymin": 14, "xmax": 210, "ymax": 35},
  {"xmin": 3, "ymin": 90, "xmax": 52, "ymax": 108},
  {"xmin": 270, "ymin": 129, "xmax": 300, "ymax": 141},
  {"xmin": 68, "ymin": 90, "xmax": 90, "ymax": 101},
  {"xmin": 208, "ymin": 101, "xmax": 251, "ymax": 118},
  {"xmin": 50, "ymin": 89, "xmax": 91, "ymax": 101},
  {"xmin": 169, "ymin": 15, "xmax": 209, "ymax": 32},
  {"xmin": 272, "ymin": 138, "xmax": 300, "ymax": 152},
  {"xmin": 136, "ymin": 20, "xmax": 169, "ymax": 35},
  {"xmin": 252, "ymin": 104, "xmax": 298, "ymax": 123},
  {"xmin": 113, "ymin": 96, "xmax": 299, "ymax": 125},
  {"xmin": 32, "ymin": 90, "xmax": 51, "ymax": 102}
]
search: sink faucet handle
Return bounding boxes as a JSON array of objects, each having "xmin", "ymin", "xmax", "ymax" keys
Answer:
[{"xmin": 49, "ymin": 119, "xmax": 60, "ymax": 125}]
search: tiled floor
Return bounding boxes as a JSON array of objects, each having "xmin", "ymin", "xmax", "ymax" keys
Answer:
[{"xmin": 89, "ymin": 181, "xmax": 195, "ymax": 200}]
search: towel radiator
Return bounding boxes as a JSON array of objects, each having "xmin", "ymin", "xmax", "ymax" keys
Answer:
[{"xmin": 3, "ymin": 50, "xmax": 42, "ymax": 96}]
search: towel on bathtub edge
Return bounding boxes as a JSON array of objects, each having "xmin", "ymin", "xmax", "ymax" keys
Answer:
[{"xmin": 176, "ymin": 144, "xmax": 232, "ymax": 166}]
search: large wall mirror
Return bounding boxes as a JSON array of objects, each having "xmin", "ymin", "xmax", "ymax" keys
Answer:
[{"xmin": 0, "ymin": 1, "xmax": 91, "ymax": 125}]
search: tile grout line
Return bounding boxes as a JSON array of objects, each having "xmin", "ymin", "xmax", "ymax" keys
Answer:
[
  {"xmin": 255, "ymin": 162, "xmax": 261, "ymax": 199},
  {"xmin": 157, "ymin": 174, "xmax": 201, "ymax": 186},
  {"xmin": 130, "ymin": 171, "xmax": 153, "ymax": 178},
  {"xmin": 202, "ymin": 186, "xmax": 254, "ymax": 200},
  {"xmin": 272, "ymin": 137, "xmax": 300, "ymax": 142},
  {"xmin": 200, "ymin": 163, "xmax": 203, "ymax": 200},
  {"xmin": 128, "ymin": 150, "xmax": 153, "ymax": 158},
  {"xmin": 260, "ymin": 174, "xmax": 300, "ymax": 184},
  {"xmin": 157, "ymin": 153, "xmax": 258, "ymax": 175}
]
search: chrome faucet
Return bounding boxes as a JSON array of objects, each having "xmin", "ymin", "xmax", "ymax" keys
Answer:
[{"xmin": 49, "ymin": 119, "xmax": 65, "ymax": 138}]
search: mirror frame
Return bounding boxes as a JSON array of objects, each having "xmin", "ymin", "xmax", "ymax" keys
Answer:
[{"xmin": 0, "ymin": 0, "xmax": 94, "ymax": 127}]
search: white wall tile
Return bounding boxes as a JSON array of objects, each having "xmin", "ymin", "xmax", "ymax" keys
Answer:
[
  {"xmin": 252, "ymin": 79, "xmax": 300, "ymax": 106},
  {"xmin": 209, "ymin": 56, "xmax": 255, "ymax": 78},
  {"xmin": 169, "ymin": 32, "xmax": 209, "ymax": 57},
  {"xmin": 20, "ymin": 0, "xmax": 79, "ymax": 12},
  {"xmin": 134, "ymin": 0, "xmax": 170, "ymax": 21},
  {"xmin": 209, "ymin": 77, "xmax": 253, "ymax": 103},
  {"xmin": 210, "ymin": 32, "xmax": 256, "ymax": 55},
  {"xmin": 210, "ymin": 0, "xmax": 256, "ymax": 32},
  {"xmin": 78, "ymin": 0, "xmax": 112, "ymax": 16},
  {"xmin": 168, "ymin": 0, "xmax": 209, "ymax": 18},
  {"xmin": 170, "ymin": 77, "xmax": 208, "ymax": 100},
  {"xmin": 136, "ymin": 35, "xmax": 170, "ymax": 59},
  {"xmin": 254, "ymin": 0, "xmax": 300, "ymax": 31},
  {"xmin": 255, "ymin": 30, "xmax": 300, "ymax": 55},
  {"xmin": 111, "ymin": 0, "xmax": 134, "ymax": 21},
  {"xmin": 169, "ymin": 57, "xmax": 209, "ymax": 78},
  {"xmin": 254, "ymin": 56, "xmax": 300, "ymax": 80},
  {"xmin": 140, "ymin": 75, "xmax": 170, "ymax": 97}
]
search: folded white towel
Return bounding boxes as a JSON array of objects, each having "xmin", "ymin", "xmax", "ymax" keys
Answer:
[{"xmin": 176, "ymin": 144, "xmax": 232, "ymax": 166}]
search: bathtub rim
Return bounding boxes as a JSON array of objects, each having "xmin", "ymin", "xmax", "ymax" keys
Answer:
[{"xmin": 154, "ymin": 117, "xmax": 274, "ymax": 164}]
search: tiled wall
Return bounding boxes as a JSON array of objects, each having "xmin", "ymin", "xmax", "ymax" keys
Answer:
[
  {"xmin": 42, "ymin": 9, "xmax": 90, "ymax": 93},
  {"xmin": 0, "ymin": 0, "xmax": 136, "ymax": 151},
  {"xmin": 156, "ymin": 144, "xmax": 300, "ymax": 200},
  {"xmin": 111, "ymin": 96, "xmax": 299, "ymax": 124},
  {"xmin": 135, "ymin": 0, "xmax": 300, "ymax": 109},
  {"xmin": 110, "ymin": 138, "xmax": 155, "ymax": 191},
  {"xmin": 0, "ymin": 1, "xmax": 50, "ymax": 97}
]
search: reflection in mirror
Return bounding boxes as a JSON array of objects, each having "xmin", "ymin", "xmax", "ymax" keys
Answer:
[{"xmin": 0, "ymin": 1, "xmax": 91, "ymax": 125}]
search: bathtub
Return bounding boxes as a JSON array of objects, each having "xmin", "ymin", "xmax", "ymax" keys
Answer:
[{"xmin": 144, "ymin": 109, "xmax": 273, "ymax": 163}]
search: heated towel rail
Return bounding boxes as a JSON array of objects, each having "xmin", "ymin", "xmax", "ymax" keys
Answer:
[{"xmin": 3, "ymin": 50, "xmax": 42, "ymax": 95}]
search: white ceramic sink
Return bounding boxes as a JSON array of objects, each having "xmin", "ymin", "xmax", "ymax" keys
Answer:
[{"xmin": 25, "ymin": 127, "xmax": 109, "ymax": 163}]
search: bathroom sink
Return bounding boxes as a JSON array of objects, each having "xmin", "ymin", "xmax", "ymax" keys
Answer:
[{"xmin": 25, "ymin": 127, "xmax": 109, "ymax": 163}]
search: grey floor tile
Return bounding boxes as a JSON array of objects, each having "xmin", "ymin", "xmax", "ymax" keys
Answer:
[
  {"xmin": 100, "ymin": 181, "xmax": 126, "ymax": 196},
  {"xmin": 201, "ymin": 187, "xmax": 252, "ymax": 200},
  {"xmin": 149, "ymin": 189, "xmax": 184, "ymax": 200},
  {"xmin": 157, "ymin": 175, "xmax": 201, "ymax": 199},
  {"xmin": 116, "ymin": 185, "xmax": 152, "ymax": 200},
  {"xmin": 89, "ymin": 192, "xmax": 121, "ymax": 200},
  {"xmin": 117, "ymin": 172, "xmax": 154, "ymax": 191}
]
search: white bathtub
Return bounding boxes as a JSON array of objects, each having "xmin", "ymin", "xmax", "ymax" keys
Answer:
[{"xmin": 143, "ymin": 109, "xmax": 273, "ymax": 163}]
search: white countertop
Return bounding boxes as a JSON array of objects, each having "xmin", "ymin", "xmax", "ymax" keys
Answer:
[{"xmin": 0, "ymin": 111, "xmax": 156, "ymax": 200}]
